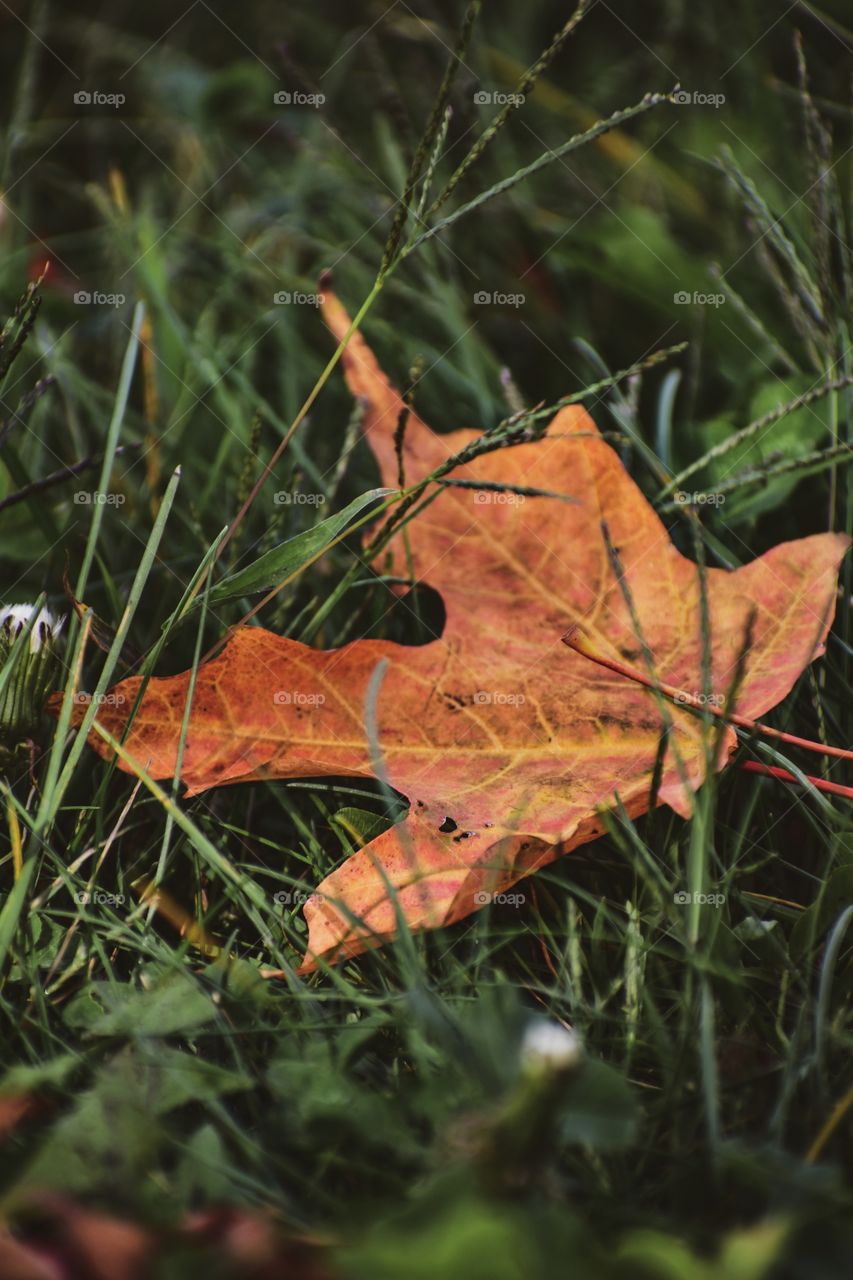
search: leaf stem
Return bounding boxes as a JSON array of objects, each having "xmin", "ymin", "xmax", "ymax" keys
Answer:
[
  {"xmin": 737, "ymin": 761, "xmax": 853, "ymax": 800},
  {"xmin": 561, "ymin": 624, "xmax": 852, "ymax": 761}
]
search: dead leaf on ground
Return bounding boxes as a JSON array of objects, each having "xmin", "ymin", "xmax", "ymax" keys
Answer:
[{"xmin": 62, "ymin": 292, "xmax": 849, "ymax": 968}]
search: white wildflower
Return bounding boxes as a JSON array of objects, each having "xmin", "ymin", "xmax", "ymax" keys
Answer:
[
  {"xmin": 520, "ymin": 1021, "xmax": 583, "ymax": 1073},
  {"xmin": 0, "ymin": 604, "xmax": 64, "ymax": 652}
]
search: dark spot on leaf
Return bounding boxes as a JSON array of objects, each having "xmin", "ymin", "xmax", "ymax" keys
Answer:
[
  {"xmin": 439, "ymin": 816, "xmax": 457, "ymax": 833},
  {"xmin": 440, "ymin": 691, "xmax": 469, "ymax": 711},
  {"xmin": 598, "ymin": 713, "xmax": 634, "ymax": 733}
]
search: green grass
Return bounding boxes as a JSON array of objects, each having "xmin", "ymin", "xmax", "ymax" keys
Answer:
[{"xmin": 0, "ymin": 2, "xmax": 852, "ymax": 1276}]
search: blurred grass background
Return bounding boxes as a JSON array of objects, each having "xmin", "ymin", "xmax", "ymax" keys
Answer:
[
  {"xmin": 1, "ymin": 2, "xmax": 852, "ymax": 1277},
  {"xmin": 1, "ymin": 0, "xmax": 851, "ymax": 579}
]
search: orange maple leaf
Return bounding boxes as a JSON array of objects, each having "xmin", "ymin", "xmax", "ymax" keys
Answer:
[{"xmin": 70, "ymin": 293, "xmax": 849, "ymax": 969}]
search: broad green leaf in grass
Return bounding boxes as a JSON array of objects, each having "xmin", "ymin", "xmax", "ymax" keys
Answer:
[
  {"xmin": 204, "ymin": 487, "xmax": 393, "ymax": 608},
  {"xmin": 691, "ymin": 376, "xmax": 830, "ymax": 522},
  {"xmin": 15, "ymin": 1043, "xmax": 251, "ymax": 1197},
  {"xmin": 0, "ymin": 520, "xmax": 50, "ymax": 565},
  {"xmin": 0, "ymin": 1054, "xmax": 79, "ymax": 1094},
  {"xmin": 332, "ymin": 805, "xmax": 396, "ymax": 846},
  {"xmin": 340, "ymin": 1193, "xmax": 593, "ymax": 1280},
  {"xmin": 568, "ymin": 206, "xmax": 702, "ymax": 314},
  {"xmin": 558, "ymin": 1059, "xmax": 638, "ymax": 1150},
  {"xmin": 63, "ymin": 972, "xmax": 218, "ymax": 1037},
  {"xmin": 175, "ymin": 1123, "xmax": 233, "ymax": 1201},
  {"xmin": 790, "ymin": 864, "xmax": 853, "ymax": 962},
  {"xmin": 618, "ymin": 1218, "xmax": 789, "ymax": 1280},
  {"xmin": 6, "ymin": 914, "xmax": 65, "ymax": 982},
  {"xmin": 266, "ymin": 1047, "xmax": 419, "ymax": 1157}
]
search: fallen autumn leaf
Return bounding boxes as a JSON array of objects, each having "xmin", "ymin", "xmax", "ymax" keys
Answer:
[{"xmin": 65, "ymin": 292, "xmax": 850, "ymax": 969}]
